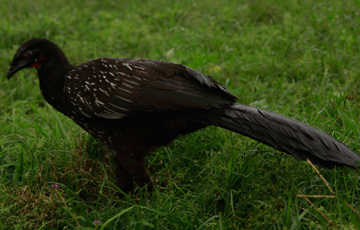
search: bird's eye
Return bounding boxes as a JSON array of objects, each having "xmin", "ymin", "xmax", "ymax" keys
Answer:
[{"xmin": 22, "ymin": 54, "xmax": 29, "ymax": 60}]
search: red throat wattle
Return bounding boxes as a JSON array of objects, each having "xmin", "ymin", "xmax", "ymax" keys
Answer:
[
  {"xmin": 30, "ymin": 55, "xmax": 47, "ymax": 70},
  {"xmin": 30, "ymin": 62, "xmax": 42, "ymax": 69}
]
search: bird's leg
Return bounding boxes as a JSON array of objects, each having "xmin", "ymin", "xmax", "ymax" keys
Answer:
[
  {"xmin": 128, "ymin": 159, "xmax": 153, "ymax": 191},
  {"xmin": 113, "ymin": 156, "xmax": 135, "ymax": 193},
  {"xmin": 113, "ymin": 147, "xmax": 153, "ymax": 193}
]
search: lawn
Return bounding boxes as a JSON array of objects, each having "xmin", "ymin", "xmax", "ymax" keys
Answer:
[{"xmin": 1, "ymin": 0, "xmax": 360, "ymax": 229}]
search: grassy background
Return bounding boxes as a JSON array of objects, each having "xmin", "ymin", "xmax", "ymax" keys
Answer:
[{"xmin": 1, "ymin": 0, "xmax": 360, "ymax": 229}]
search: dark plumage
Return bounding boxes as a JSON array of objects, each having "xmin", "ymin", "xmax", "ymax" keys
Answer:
[{"xmin": 7, "ymin": 39, "xmax": 360, "ymax": 192}]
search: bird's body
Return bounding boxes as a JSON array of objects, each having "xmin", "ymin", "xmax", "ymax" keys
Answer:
[{"xmin": 7, "ymin": 39, "xmax": 360, "ymax": 192}]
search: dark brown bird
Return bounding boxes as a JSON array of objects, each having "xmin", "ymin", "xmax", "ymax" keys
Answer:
[{"xmin": 7, "ymin": 39, "xmax": 360, "ymax": 193}]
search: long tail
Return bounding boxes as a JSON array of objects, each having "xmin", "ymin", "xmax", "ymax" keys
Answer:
[{"xmin": 193, "ymin": 104, "xmax": 360, "ymax": 169}]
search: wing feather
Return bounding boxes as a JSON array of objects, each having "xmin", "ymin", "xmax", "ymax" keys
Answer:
[{"xmin": 64, "ymin": 58, "xmax": 236, "ymax": 119}]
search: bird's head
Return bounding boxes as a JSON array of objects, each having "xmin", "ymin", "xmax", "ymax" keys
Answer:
[{"xmin": 7, "ymin": 38, "xmax": 67, "ymax": 79}]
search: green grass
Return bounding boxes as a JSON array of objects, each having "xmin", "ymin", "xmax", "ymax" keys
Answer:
[{"xmin": 1, "ymin": 0, "xmax": 360, "ymax": 229}]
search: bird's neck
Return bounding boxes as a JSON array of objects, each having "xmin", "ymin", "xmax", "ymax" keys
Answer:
[{"xmin": 37, "ymin": 57, "xmax": 75, "ymax": 112}]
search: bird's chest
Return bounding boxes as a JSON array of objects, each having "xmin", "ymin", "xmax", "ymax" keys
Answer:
[
  {"xmin": 40, "ymin": 87, "xmax": 67, "ymax": 115},
  {"xmin": 39, "ymin": 75, "xmax": 68, "ymax": 113}
]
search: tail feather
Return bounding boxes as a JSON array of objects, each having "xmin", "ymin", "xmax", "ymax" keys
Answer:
[{"xmin": 194, "ymin": 104, "xmax": 360, "ymax": 169}]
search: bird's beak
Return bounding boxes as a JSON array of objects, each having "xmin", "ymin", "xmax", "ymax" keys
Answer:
[
  {"xmin": 7, "ymin": 64, "xmax": 26, "ymax": 80},
  {"xmin": 7, "ymin": 66, "xmax": 17, "ymax": 79}
]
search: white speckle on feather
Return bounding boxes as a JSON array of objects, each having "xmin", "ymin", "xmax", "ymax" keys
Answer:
[
  {"xmin": 114, "ymin": 95, "xmax": 132, "ymax": 103},
  {"xmin": 123, "ymin": 63, "xmax": 133, "ymax": 70},
  {"xmin": 123, "ymin": 78, "xmax": 139, "ymax": 85}
]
